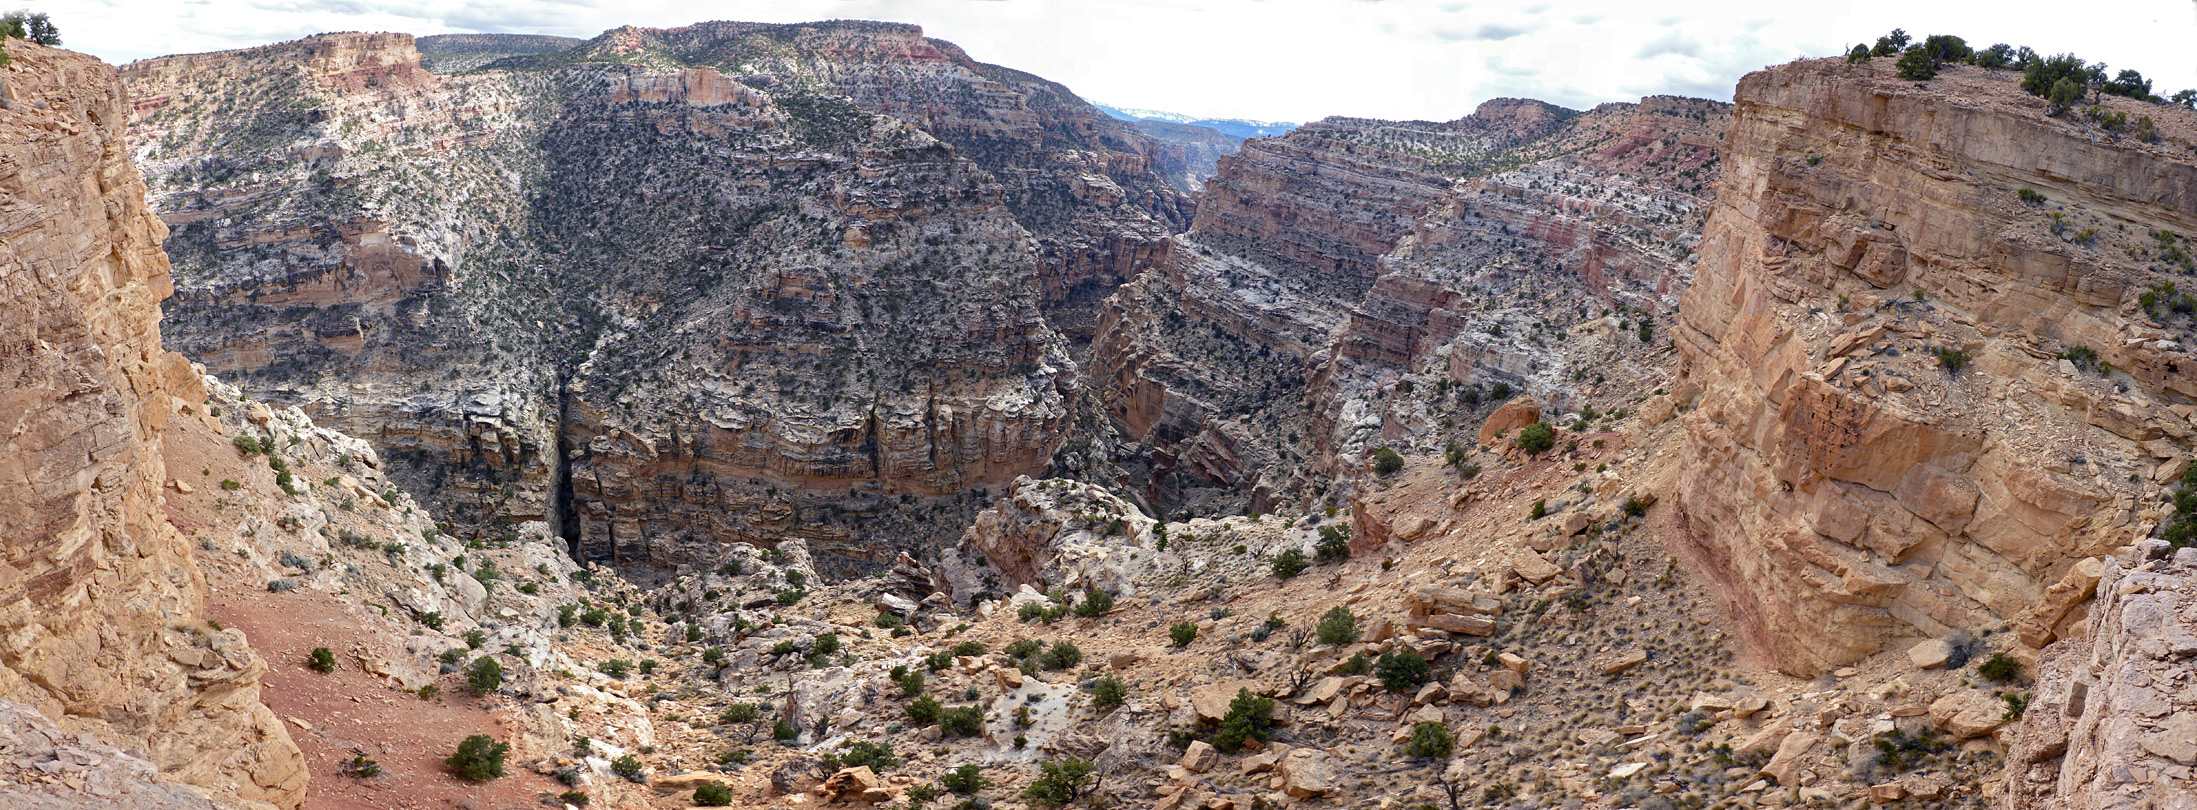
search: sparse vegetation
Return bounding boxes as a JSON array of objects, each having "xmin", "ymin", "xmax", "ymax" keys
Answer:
[
  {"xmin": 445, "ymin": 734, "xmax": 509, "ymax": 782},
  {"xmin": 308, "ymin": 647, "xmax": 336, "ymax": 673},
  {"xmin": 1212, "ymin": 689, "xmax": 1274, "ymax": 753},
  {"xmin": 1170, "ymin": 621, "xmax": 1198, "ymax": 647},
  {"xmin": 1316, "ymin": 606, "xmax": 1360, "ymax": 645},
  {"xmin": 1516, "ymin": 421, "xmax": 1555, "ymax": 454}
]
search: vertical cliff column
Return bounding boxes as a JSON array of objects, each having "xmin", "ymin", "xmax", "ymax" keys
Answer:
[
  {"xmin": 1673, "ymin": 59, "xmax": 2194, "ymax": 676},
  {"xmin": 0, "ymin": 41, "xmax": 304, "ymax": 809}
]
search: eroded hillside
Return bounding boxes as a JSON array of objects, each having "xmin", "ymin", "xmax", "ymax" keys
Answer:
[{"xmin": 120, "ymin": 25, "xmax": 1191, "ymax": 571}]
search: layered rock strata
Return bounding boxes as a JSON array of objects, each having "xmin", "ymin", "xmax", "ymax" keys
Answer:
[
  {"xmin": 1091, "ymin": 97, "xmax": 1728, "ymax": 511},
  {"xmin": 0, "ymin": 40, "xmax": 303, "ymax": 809},
  {"xmin": 122, "ymin": 25, "xmax": 1189, "ymax": 567},
  {"xmin": 1672, "ymin": 57, "xmax": 2197, "ymax": 675},
  {"xmin": 2004, "ymin": 543, "xmax": 2197, "ymax": 809}
]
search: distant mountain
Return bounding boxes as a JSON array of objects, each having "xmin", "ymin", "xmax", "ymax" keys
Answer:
[
  {"xmin": 414, "ymin": 33, "xmax": 582, "ymax": 72},
  {"xmin": 1096, "ymin": 104, "xmax": 1298, "ymax": 139}
]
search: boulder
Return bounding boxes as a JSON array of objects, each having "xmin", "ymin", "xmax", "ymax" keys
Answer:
[
  {"xmin": 1477, "ymin": 397, "xmax": 1540, "ymax": 447},
  {"xmin": 820, "ymin": 766, "xmax": 889, "ymax": 804},
  {"xmin": 1277, "ymin": 749, "xmax": 1337, "ymax": 797},
  {"xmin": 1180, "ymin": 740, "xmax": 1219, "ymax": 773},
  {"xmin": 1190, "ymin": 680, "xmax": 1265, "ymax": 723},
  {"xmin": 1759, "ymin": 731, "xmax": 1819, "ymax": 786},
  {"xmin": 1906, "ymin": 638, "xmax": 1954, "ymax": 670},
  {"xmin": 1928, "ymin": 690, "xmax": 2008, "ymax": 739},
  {"xmin": 1594, "ymin": 649, "xmax": 1648, "ymax": 675}
]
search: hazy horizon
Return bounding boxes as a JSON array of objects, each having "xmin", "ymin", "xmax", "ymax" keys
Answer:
[{"xmin": 29, "ymin": 0, "xmax": 2197, "ymax": 123}]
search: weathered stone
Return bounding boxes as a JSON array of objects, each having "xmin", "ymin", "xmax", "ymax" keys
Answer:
[
  {"xmin": 1180, "ymin": 741, "xmax": 1219, "ymax": 774},
  {"xmin": 1928, "ymin": 690, "xmax": 2007, "ymax": 739},
  {"xmin": 1478, "ymin": 397, "xmax": 1541, "ymax": 447},
  {"xmin": 1906, "ymin": 639, "xmax": 1954, "ymax": 670},
  {"xmin": 1277, "ymin": 749, "xmax": 1337, "ymax": 797},
  {"xmin": 1595, "ymin": 649, "xmax": 1648, "ymax": 675}
]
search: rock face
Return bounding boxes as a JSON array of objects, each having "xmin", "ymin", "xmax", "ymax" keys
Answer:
[
  {"xmin": 0, "ymin": 701, "xmax": 223, "ymax": 810},
  {"xmin": 937, "ymin": 476, "xmax": 1158, "ymax": 601},
  {"xmin": 2004, "ymin": 548, "xmax": 2197, "ymax": 809},
  {"xmin": 1129, "ymin": 119, "xmax": 1243, "ymax": 193},
  {"xmin": 0, "ymin": 40, "xmax": 304, "ymax": 809},
  {"xmin": 121, "ymin": 24, "xmax": 1191, "ymax": 568},
  {"xmin": 1671, "ymin": 58, "xmax": 2197, "ymax": 675},
  {"xmin": 1089, "ymin": 97, "xmax": 1726, "ymax": 512}
]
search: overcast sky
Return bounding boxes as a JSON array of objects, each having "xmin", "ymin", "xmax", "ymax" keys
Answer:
[{"xmin": 29, "ymin": 0, "xmax": 2197, "ymax": 122}]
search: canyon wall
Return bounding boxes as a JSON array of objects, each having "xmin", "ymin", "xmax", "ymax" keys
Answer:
[
  {"xmin": 1672, "ymin": 57, "xmax": 2197, "ymax": 676},
  {"xmin": 2004, "ymin": 543, "xmax": 2197, "ymax": 809},
  {"xmin": 1090, "ymin": 97, "xmax": 1728, "ymax": 511},
  {"xmin": 0, "ymin": 41, "xmax": 303, "ymax": 809},
  {"xmin": 121, "ymin": 25, "xmax": 1190, "ymax": 568}
]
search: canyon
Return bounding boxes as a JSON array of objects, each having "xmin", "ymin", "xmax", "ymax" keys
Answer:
[{"xmin": 0, "ymin": 19, "xmax": 2191, "ymax": 810}]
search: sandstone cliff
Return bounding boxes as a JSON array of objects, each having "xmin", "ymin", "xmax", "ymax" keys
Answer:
[
  {"xmin": 0, "ymin": 40, "xmax": 303, "ymax": 809},
  {"xmin": 120, "ymin": 26, "xmax": 1189, "ymax": 569},
  {"xmin": 1672, "ymin": 57, "xmax": 2197, "ymax": 676},
  {"xmin": 2005, "ymin": 542, "xmax": 2197, "ymax": 809}
]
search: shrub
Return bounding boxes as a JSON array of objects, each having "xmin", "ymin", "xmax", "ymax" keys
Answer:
[
  {"xmin": 773, "ymin": 719, "xmax": 797, "ymax": 741},
  {"xmin": 1041, "ymin": 640, "xmax": 1082, "ymax": 670},
  {"xmin": 940, "ymin": 706, "xmax": 985, "ymax": 738},
  {"xmin": 598, "ymin": 659, "xmax": 631, "ymax": 679},
  {"xmin": 944, "ymin": 763, "xmax": 987, "ymax": 794},
  {"xmin": 834, "ymin": 740, "xmax": 899, "ymax": 771},
  {"xmin": 1870, "ymin": 28, "xmax": 1909, "ymax": 57},
  {"xmin": 559, "ymin": 791, "xmax": 589, "ymax": 807},
  {"xmin": 2018, "ymin": 188, "xmax": 2046, "ymax": 205},
  {"xmin": 2104, "ymin": 68, "xmax": 2152, "ymax": 99},
  {"xmin": 466, "ymin": 657, "xmax": 503, "ymax": 695},
  {"xmin": 1315, "ymin": 606, "xmax": 1360, "ymax": 645},
  {"xmin": 952, "ymin": 641, "xmax": 988, "ymax": 657},
  {"xmin": 2023, "ymin": 53, "xmax": 2092, "ymax": 112},
  {"xmin": 926, "ymin": 650, "xmax": 955, "ymax": 671},
  {"xmin": 1372, "ymin": 447, "xmax": 1405, "ymax": 475},
  {"xmin": 1074, "ymin": 590, "xmax": 1114, "ymax": 618},
  {"xmin": 1022, "ymin": 757, "xmax": 1097, "ymax": 807},
  {"xmin": 1376, "ymin": 650, "xmax": 1432, "ymax": 692},
  {"xmin": 1845, "ymin": 44, "xmax": 1871, "ymax": 64},
  {"xmin": 418, "ymin": 611, "xmax": 443, "ymax": 631},
  {"xmin": 0, "ymin": 11, "xmax": 60, "ymax": 45},
  {"xmin": 908, "ymin": 696, "xmax": 943, "ymax": 725},
  {"xmin": 1315, "ymin": 525, "xmax": 1351, "ymax": 563},
  {"xmin": 1528, "ymin": 499, "xmax": 1547, "ymax": 520},
  {"xmin": 1937, "ymin": 348, "xmax": 1970, "ymax": 374},
  {"xmin": 1405, "ymin": 722, "xmax": 1455, "ymax": 758},
  {"xmin": 813, "ymin": 634, "xmax": 841, "ymax": 656},
  {"xmin": 1271, "ymin": 548, "xmax": 1309, "ymax": 579},
  {"xmin": 1212, "ymin": 689, "xmax": 1274, "ymax": 753},
  {"xmin": 445, "ymin": 734, "xmax": 509, "ymax": 782},
  {"xmin": 723, "ymin": 703, "xmax": 761, "ymax": 724},
  {"xmin": 1170, "ymin": 622, "xmax": 1198, "ymax": 647},
  {"xmin": 1978, "ymin": 652, "xmax": 2022, "ymax": 683},
  {"xmin": 1093, "ymin": 675, "xmax": 1127, "ymax": 710},
  {"xmin": 308, "ymin": 647, "xmax": 336, "ymax": 673},
  {"xmin": 2003, "ymin": 692, "xmax": 2031, "ymax": 721},
  {"xmin": 464, "ymin": 629, "xmax": 486, "ymax": 649},
  {"xmin": 1896, "ymin": 47, "xmax": 1937, "ymax": 80},
  {"xmin": 1622, "ymin": 497, "xmax": 1649, "ymax": 518},
  {"xmin": 1516, "ymin": 422, "xmax": 1555, "ymax": 454},
  {"xmin": 611, "ymin": 753, "xmax": 645, "ymax": 783},
  {"xmin": 341, "ymin": 755, "xmax": 380, "ymax": 778},
  {"xmin": 694, "ymin": 782, "xmax": 734, "ymax": 806}
]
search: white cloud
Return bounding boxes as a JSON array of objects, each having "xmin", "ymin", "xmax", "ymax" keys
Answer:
[{"xmin": 24, "ymin": 0, "xmax": 2197, "ymax": 124}]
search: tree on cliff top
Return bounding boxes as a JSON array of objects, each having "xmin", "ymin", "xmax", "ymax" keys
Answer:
[
  {"xmin": 2024, "ymin": 53, "xmax": 2097, "ymax": 114},
  {"xmin": 0, "ymin": 11, "xmax": 59, "ymax": 46},
  {"xmin": 1870, "ymin": 29, "xmax": 1910, "ymax": 57}
]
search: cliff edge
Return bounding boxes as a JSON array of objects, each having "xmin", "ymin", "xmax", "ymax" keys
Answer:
[{"xmin": 0, "ymin": 39, "xmax": 305, "ymax": 809}]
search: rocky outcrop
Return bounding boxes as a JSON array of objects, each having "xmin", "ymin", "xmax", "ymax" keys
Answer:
[
  {"xmin": 1091, "ymin": 97, "xmax": 1726, "ymax": 513},
  {"xmin": 2003, "ymin": 544, "xmax": 2197, "ymax": 809},
  {"xmin": 0, "ymin": 701, "xmax": 222, "ymax": 810},
  {"xmin": 121, "ymin": 26, "xmax": 1190, "ymax": 567},
  {"xmin": 1671, "ymin": 58, "xmax": 2196, "ymax": 675},
  {"xmin": 936, "ymin": 476, "xmax": 1158, "ymax": 602},
  {"xmin": 0, "ymin": 40, "xmax": 303, "ymax": 808}
]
